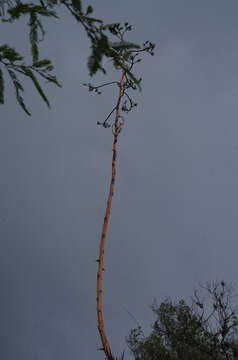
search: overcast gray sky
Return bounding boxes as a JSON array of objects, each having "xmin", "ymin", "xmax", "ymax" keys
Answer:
[{"xmin": 1, "ymin": 0, "xmax": 238, "ymax": 359}]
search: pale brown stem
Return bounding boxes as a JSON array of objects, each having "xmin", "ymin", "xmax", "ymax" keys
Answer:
[{"xmin": 96, "ymin": 70, "xmax": 125, "ymax": 360}]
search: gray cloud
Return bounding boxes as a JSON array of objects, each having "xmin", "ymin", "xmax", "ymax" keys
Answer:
[{"xmin": 1, "ymin": 0, "xmax": 238, "ymax": 359}]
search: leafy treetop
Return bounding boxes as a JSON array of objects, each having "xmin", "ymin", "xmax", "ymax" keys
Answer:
[{"xmin": 127, "ymin": 281, "xmax": 238, "ymax": 360}]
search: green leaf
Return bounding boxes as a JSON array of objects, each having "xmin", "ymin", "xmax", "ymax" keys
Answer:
[
  {"xmin": 35, "ymin": 70, "xmax": 62, "ymax": 87},
  {"xmin": 33, "ymin": 59, "xmax": 52, "ymax": 68},
  {"xmin": 29, "ymin": 11, "xmax": 39, "ymax": 63},
  {"xmin": 109, "ymin": 41, "xmax": 140, "ymax": 50},
  {"xmin": 71, "ymin": 0, "xmax": 82, "ymax": 12},
  {"xmin": 0, "ymin": 67, "xmax": 4, "ymax": 104},
  {"xmin": 86, "ymin": 5, "xmax": 93, "ymax": 14},
  {"xmin": 0, "ymin": 44, "xmax": 23, "ymax": 61},
  {"xmin": 7, "ymin": 68, "xmax": 31, "ymax": 116},
  {"xmin": 88, "ymin": 35, "xmax": 110, "ymax": 76},
  {"xmin": 21, "ymin": 66, "xmax": 50, "ymax": 108}
]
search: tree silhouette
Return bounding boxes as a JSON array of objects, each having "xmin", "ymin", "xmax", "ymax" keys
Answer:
[{"xmin": 127, "ymin": 281, "xmax": 238, "ymax": 360}]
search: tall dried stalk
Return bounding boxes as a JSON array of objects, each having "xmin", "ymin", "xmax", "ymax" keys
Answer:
[
  {"xmin": 83, "ymin": 23, "xmax": 155, "ymax": 360},
  {"xmin": 96, "ymin": 70, "xmax": 125, "ymax": 360}
]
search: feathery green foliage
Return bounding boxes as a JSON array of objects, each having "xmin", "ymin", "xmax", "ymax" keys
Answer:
[
  {"xmin": 0, "ymin": 44, "xmax": 23, "ymax": 61},
  {"xmin": 0, "ymin": 42, "xmax": 61, "ymax": 114},
  {"xmin": 21, "ymin": 66, "xmax": 51, "ymax": 107},
  {"xmin": 7, "ymin": 68, "xmax": 31, "ymax": 115},
  {"xmin": 0, "ymin": 0, "xmax": 152, "ymax": 115}
]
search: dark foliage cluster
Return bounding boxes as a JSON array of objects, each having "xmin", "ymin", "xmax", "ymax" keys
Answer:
[
  {"xmin": 0, "ymin": 0, "xmax": 155, "ymax": 115},
  {"xmin": 127, "ymin": 282, "xmax": 238, "ymax": 360}
]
